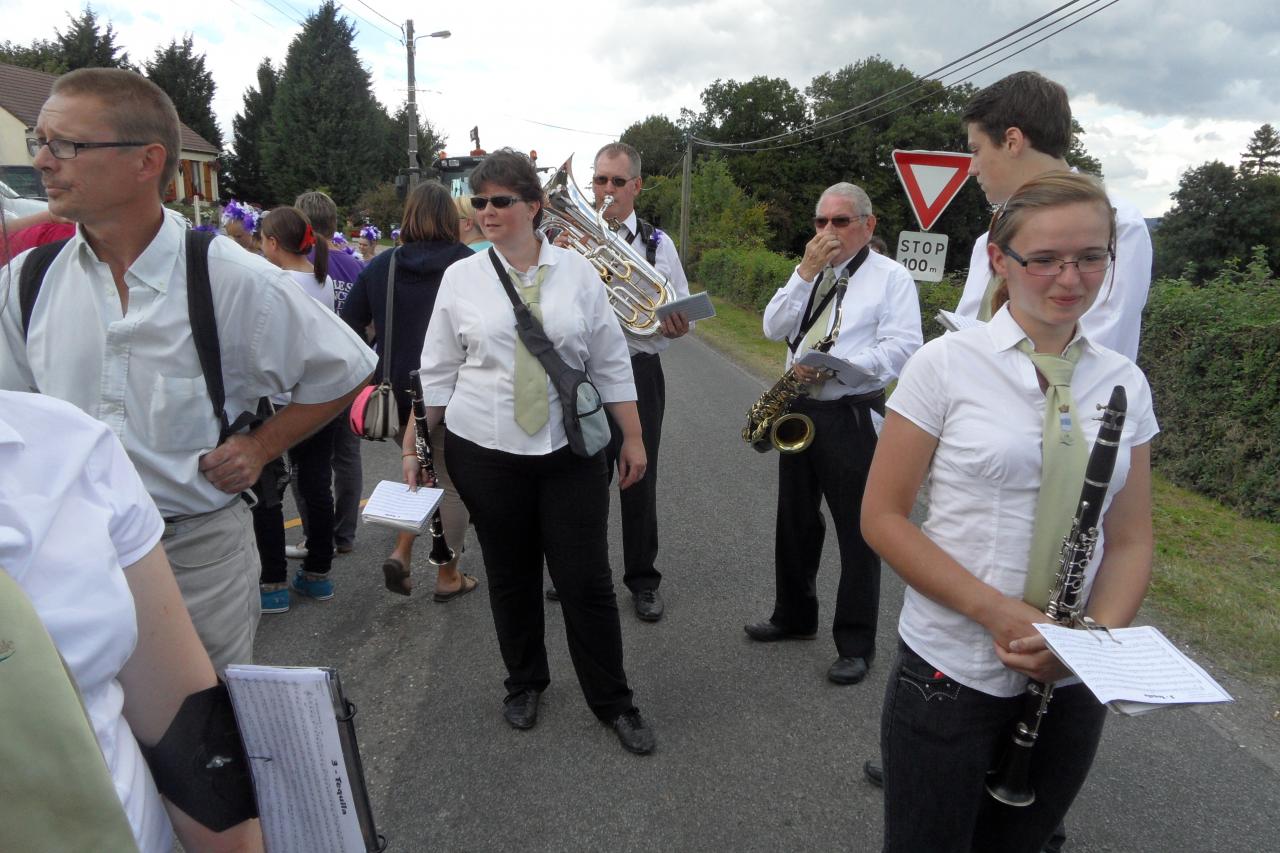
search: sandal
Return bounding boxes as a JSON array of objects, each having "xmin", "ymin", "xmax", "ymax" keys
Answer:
[
  {"xmin": 382, "ymin": 557, "xmax": 412, "ymax": 596},
  {"xmin": 434, "ymin": 573, "xmax": 479, "ymax": 603}
]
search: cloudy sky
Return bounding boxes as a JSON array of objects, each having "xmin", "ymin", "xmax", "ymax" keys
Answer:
[{"xmin": 5, "ymin": 0, "xmax": 1278, "ymax": 217}]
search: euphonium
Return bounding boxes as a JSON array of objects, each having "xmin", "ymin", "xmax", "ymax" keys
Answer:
[
  {"xmin": 985, "ymin": 385, "xmax": 1128, "ymax": 807},
  {"xmin": 741, "ymin": 270, "xmax": 849, "ymax": 454},
  {"xmin": 541, "ymin": 156, "xmax": 675, "ymax": 337}
]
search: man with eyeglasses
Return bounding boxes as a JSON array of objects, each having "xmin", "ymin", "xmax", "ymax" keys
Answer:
[
  {"xmin": 0, "ymin": 69, "xmax": 376, "ymax": 672},
  {"xmin": 747, "ymin": 182, "xmax": 922, "ymax": 686},
  {"xmin": 955, "ymin": 71, "xmax": 1152, "ymax": 361},
  {"xmin": 549, "ymin": 141, "xmax": 691, "ymax": 623}
]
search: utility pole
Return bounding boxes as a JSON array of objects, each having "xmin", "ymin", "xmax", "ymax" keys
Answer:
[
  {"xmin": 405, "ymin": 19, "xmax": 419, "ymax": 188},
  {"xmin": 679, "ymin": 134, "xmax": 693, "ymax": 260}
]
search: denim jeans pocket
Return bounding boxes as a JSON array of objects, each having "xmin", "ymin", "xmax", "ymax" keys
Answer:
[{"xmin": 897, "ymin": 658, "xmax": 962, "ymax": 703}]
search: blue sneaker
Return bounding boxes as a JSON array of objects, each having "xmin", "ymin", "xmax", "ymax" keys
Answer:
[
  {"xmin": 292, "ymin": 570, "xmax": 334, "ymax": 601},
  {"xmin": 260, "ymin": 585, "xmax": 290, "ymax": 614}
]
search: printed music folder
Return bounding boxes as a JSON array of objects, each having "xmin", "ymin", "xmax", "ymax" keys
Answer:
[
  {"xmin": 655, "ymin": 291, "xmax": 716, "ymax": 323},
  {"xmin": 1034, "ymin": 623, "xmax": 1234, "ymax": 716},
  {"xmin": 935, "ymin": 309, "xmax": 982, "ymax": 333},
  {"xmin": 360, "ymin": 479, "xmax": 444, "ymax": 533},
  {"xmin": 225, "ymin": 665, "xmax": 386, "ymax": 852}
]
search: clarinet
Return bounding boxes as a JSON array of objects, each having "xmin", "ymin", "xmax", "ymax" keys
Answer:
[
  {"xmin": 409, "ymin": 370, "xmax": 456, "ymax": 567},
  {"xmin": 985, "ymin": 384, "xmax": 1128, "ymax": 807}
]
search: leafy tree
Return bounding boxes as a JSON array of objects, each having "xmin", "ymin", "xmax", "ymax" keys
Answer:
[
  {"xmin": 0, "ymin": 39, "xmax": 67, "ymax": 73},
  {"xmin": 56, "ymin": 7, "xmax": 133, "ymax": 71},
  {"xmin": 1240, "ymin": 123, "xmax": 1280, "ymax": 176},
  {"xmin": 377, "ymin": 104, "xmax": 446, "ymax": 185},
  {"xmin": 1067, "ymin": 119, "xmax": 1103, "ymax": 176},
  {"xmin": 224, "ymin": 59, "xmax": 279, "ymax": 204},
  {"xmin": 145, "ymin": 36, "xmax": 222, "ymax": 150},
  {"xmin": 620, "ymin": 114, "xmax": 685, "ymax": 178},
  {"xmin": 637, "ymin": 156, "xmax": 770, "ymax": 266},
  {"xmin": 262, "ymin": 2, "xmax": 386, "ymax": 206},
  {"xmin": 352, "ymin": 181, "xmax": 402, "ymax": 235}
]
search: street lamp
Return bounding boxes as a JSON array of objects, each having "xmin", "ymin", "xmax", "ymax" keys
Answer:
[{"xmin": 406, "ymin": 23, "xmax": 450, "ymax": 188}]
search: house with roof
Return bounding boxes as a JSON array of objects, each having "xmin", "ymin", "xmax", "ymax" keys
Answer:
[{"xmin": 0, "ymin": 61, "xmax": 222, "ymax": 202}]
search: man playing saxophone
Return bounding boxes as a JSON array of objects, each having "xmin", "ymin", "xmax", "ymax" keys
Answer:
[{"xmin": 745, "ymin": 182, "xmax": 922, "ymax": 685}]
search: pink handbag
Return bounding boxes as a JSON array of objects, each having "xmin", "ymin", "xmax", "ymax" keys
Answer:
[{"xmin": 349, "ymin": 249, "xmax": 399, "ymax": 441}]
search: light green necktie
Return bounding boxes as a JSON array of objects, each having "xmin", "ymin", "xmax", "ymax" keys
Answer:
[
  {"xmin": 1017, "ymin": 338, "xmax": 1088, "ymax": 610},
  {"xmin": 0, "ymin": 567, "xmax": 141, "ymax": 852},
  {"xmin": 978, "ymin": 274, "xmax": 1001, "ymax": 322},
  {"xmin": 798, "ymin": 270, "xmax": 838, "ymax": 353},
  {"xmin": 513, "ymin": 265, "xmax": 550, "ymax": 435}
]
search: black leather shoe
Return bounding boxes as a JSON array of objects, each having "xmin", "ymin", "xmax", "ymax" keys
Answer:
[
  {"xmin": 743, "ymin": 620, "xmax": 817, "ymax": 642},
  {"xmin": 633, "ymin": 589, "xmax": 664, "ymax": 621},
  {"xmin": 863, "ymin": 761, "xmax": 884, "ymax": 788},
  {"xmin": 545, "ymin": 586, "xmax": 560, "ymax": 602},
  {"xmin": 609, "ymin": 708, "xmax": 655, "ymax": 755},
  {"xmin": 827, "ymin": 655, "xmax": 873, "ymax": 685},
  {"xmin": 502, "ymin": 689, "xmax": 540, "ymax": 730}
]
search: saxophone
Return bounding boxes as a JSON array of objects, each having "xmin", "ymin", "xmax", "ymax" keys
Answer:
[
  {"xmin": 985, "ymin": 385, "xmax": 1128, "ymax": 807},
  {"xmin": 742, "ymin": 270, "xmax": 848, "ymax": 454}
]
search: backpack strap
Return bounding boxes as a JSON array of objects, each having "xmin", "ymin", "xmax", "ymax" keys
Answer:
[
  {"xmin": 634, "ymin": 218, "xmax": 659, "ymax": 266},
  {"xmin": 182, "ymin": 229, "xmax": 235, "ymax": 438},
  {"xmin": 18, "ymin": 239, "xmax": 72, "ymax": 341}
]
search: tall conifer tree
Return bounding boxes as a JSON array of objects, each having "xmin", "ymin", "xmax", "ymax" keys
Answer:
[
  {"xmin": 225, "ymin": 60, "xmax": 279, "ymax": 204},
  {"xmin": 146, "ymin": 36, "xmax": 222, "ymax": 149},
  {"xmin": 56, "ymin": 7, "xmax": 133, "ymax": 71}
]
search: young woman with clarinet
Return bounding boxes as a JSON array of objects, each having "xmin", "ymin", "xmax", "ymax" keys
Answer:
[{"xmin": 861, "ymin": 172, "xmax": 1158, "ymax": 853}]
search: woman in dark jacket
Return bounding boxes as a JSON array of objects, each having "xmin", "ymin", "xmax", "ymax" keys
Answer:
[{"xmin": 341, "ymin": 182, "xmax": 476, "ymax": 600}]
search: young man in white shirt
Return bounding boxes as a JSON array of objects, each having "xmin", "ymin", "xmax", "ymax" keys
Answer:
[
  {"xmin": 955, "ymin": 70, "xmax": 1153, "ymax": 361},
  {"xmin": 747, "ymin": 182, "xmax": 923, "ymax": 685},
  {"xmin": 0, "ymin": 68, "xmax": 376, "ymax": 671},
  {"xmin": 549, "ymin": 141, "xmax": 692, "ymax": 622}
]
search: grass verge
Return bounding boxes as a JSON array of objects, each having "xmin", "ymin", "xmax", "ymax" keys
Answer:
[{"xmin": 693, "ymin": 289, "xmax": 1280, "ymax": 697}]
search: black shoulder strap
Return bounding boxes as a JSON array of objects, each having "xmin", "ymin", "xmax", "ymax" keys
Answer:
[
  {"xmin": 18, "ymin": 238, "xmax": 72, "ymax": 340},
  {"xmin": 786, "ymin": 244, "xmax": 871, "ymax": 354},
  {"xmin": 183, "ymin": 229, "xmax": 231, "ymax": 436},
  {"xmin": 634, "ymin": 218, "xmax": 659, "ymax": 266},
  {"xmin": 487, "ymin": 247, "xmax": 566, "ymax": 369}
]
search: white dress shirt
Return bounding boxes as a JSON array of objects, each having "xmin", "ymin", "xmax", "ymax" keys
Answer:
[
  {"xmin": 0, "ymin": 210, "xmax": 377, "ymax": 516},
  {"xmin": 419, "ymin": 238, "xmax": 636, "ymax": 455},
  {"xmin": 762, "ymin": 248, "xmax": 923, "ymax": 401},
  {"xmin": 615, "ymin": 211, "xmax": 693, "ymax": 356},
  {"xmin": 1, "ymin": 391, "xmax": 171, "ymax": 852},
  {"xmin": 955, "ymin": 185, "xmax": 1153, "ymax": 361},
  {"xmin": 887, "ymin": 306, "xmax": 1159, "ymax": 697},
  {"xmin": 285, "ymin": 269, "xmax": 337, "ymax": 312}
]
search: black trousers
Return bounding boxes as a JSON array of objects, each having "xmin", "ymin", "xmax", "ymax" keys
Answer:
[
  {"xmin": 771, "ymin": 396, "xmax": 881, "ymax": 658},
  {"xmin": 252, "ymin": 501, "xmax": 288, "ymax": 585},
  {"xmin": 605, "ymin": 351, "xmax": 665, "ymax": 593},
  {"xmin": 446, "ymin": 431, "xmax": 635, "ymax": 722},
  {"xmin": 287, "ymin": 414, "xmax": 343, "ymax": 575}
]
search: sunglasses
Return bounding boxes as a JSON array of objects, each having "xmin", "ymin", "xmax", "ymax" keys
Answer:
[
  {"xmin": 470, "ymin": 195, "xmax": 524, "ymax": 210},
  {"xmin": 813, "ymin": 215, "xmax": 866, "ymax": 229},
  {"xmin": 593, "ymin": 175, "xmax": 633, "ymax": 188}
]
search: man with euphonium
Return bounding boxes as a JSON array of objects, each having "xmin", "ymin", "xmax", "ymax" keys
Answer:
[
  {"xmin": 549, "ymin": 141, "xmax": 692, "ymax": 622},
  {"xmin": 746, "ymin": 182, "xmax": 922, "ymax": 685}
]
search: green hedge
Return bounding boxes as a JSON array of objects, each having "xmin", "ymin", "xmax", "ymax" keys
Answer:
[
  {"xmin": 695, "ymin": 247, "xmax": 802, "ymax": 311},
  {"xmin": 1139, "ymin": 250, "xmax": 1280, "ymax": 520},
  {"xmin": 917, "ymin": 275, "xmax": 965, "ymax": 342}
]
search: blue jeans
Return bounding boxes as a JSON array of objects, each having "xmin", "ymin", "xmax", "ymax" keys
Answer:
[{"xmin": 880, "ymin": 641, "xmax": 1105, "ymax": 853}]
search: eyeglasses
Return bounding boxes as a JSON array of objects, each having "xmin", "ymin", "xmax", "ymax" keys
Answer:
[
  {"xmin": 1002, "ymin": 246, "xmax": 1114, "ymax": 276},
  {"xmin": 28, "ymin": 137, "xmax": 150, "ymax": 160},
  {"xmin": 470, "ymin": 195, "xmax": 524, "ymax": 210},
  {"xmin": 813, "ymin": 215, "xmax": 866, "ymax": 229},
  {"xmin": 593, "ymin": 175, "xmax": 633, "ymax": 188}
]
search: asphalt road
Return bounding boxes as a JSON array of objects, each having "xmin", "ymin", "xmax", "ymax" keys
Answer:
[{"xmin": 257, "ymin": 333, "xmax": 1280, "ymax": 852}]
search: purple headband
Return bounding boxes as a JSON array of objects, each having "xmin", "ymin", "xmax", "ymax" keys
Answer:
[{"xmin": 360, "ymin": 224, "xmax": 382, "ymax": 242}]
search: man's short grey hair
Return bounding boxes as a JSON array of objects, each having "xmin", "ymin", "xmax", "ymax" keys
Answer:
[
  {"xmin": 294, "ymin": 191, "xmax": 338, "ymax": 236},
  {"xmin": 817, "ymin": 182, "xmax": 873, "ymax": 216},
  {"xmin": 595, "ymin": 142, "xmax": 642, "ymax": 177}
]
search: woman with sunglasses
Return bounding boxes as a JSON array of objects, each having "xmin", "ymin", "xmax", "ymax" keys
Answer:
[
  {"xmin": 417, "ymin": 149, "xmax": 655, "ymax": 755},
  {"xmin": 861, "ymin": 173, "xmax": 1157, "ymax": 852}
]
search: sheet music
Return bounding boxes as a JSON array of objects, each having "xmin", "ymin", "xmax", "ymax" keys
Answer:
[
  {"xmin": 225, "ymin": 666, "xmax": 368, "ymax": 852},
  {"xmin": 935, "ymin": 309, "xmax": 982, "ymax": 333},
  {"xmin": 797, "ymin": 350, "xmax": 875, "ymax": 387},
  {"xmin": 1035, "ymin": 624, "xmax": 1233, "ymax": 716},
  {"xmin": 655, "ymin": 291, "xmax": 716, "ymax": 322},
  {"xmin": 360, "ymin": 479, "xmax": 443, "ymax": 533}
]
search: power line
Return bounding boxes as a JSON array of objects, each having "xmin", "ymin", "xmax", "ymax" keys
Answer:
[
  {"xmin": 348, "ymin": 0, "xmax": 404, "ymax": 34},
  {"xmin": 692, "ymin": 0, "xmax": 1110, "ymax": 151},
  {"xmin": 704, "ymin": 0, "xmax": 1120, "ymax": 154},
  {"xmin": 333, "ymin": 2, "xmax": 402, "ymax": 41},
  {"xmin": 503, "ymin": 114, "xmax": 621, "ymax": 138},
  {"xmin": 256, "ymin": 0, "xmax": 303, "ymax": 26},
  {"xmin": 228, "ymin": 0, "xmax": 285, "ymax": 31}
]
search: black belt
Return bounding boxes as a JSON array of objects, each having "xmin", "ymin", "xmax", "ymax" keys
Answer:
[
  {"xmin": 795, "ymin": 389, "xmax": 886, "ymax": 416},
  {"xmin": 631, "ymin": 352, "xmax": 659, "ymax": 364}
]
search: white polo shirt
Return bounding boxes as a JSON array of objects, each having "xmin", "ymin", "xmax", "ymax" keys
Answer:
[
  {"xmin": 0, "ymin": 210, "xmax": 377, "ymax": 516},
  {"xmin": 0, "ymin": 391, "xmax": 170, "ymax": 852},
  {"xmin": 887, "ymin": 306, "xmax": 1159, "ymax": 697},
  {"xmin": 419, "ymin": 238, "xmax": 636, "ymax": 455}
]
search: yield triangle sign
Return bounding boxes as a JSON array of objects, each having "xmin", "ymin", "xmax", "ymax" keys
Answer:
[{"xmin": 892, "ymin": 150, "xmax": 973, "ymax": 231}]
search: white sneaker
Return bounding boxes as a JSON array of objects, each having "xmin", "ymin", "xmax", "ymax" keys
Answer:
[{"xmin": 285, "ymin": 542, "xmax": 308, "ymax": 560}]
